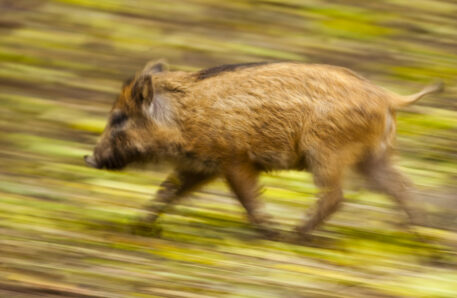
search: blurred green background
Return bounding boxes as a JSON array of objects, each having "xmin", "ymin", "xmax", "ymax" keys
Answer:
[{"xmin": 0, "ymin": 0, "xmax": 456, "ymax": 297}]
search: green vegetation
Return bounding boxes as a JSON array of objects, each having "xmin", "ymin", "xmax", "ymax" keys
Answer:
[{"xmin": 0, "ymin": 0, "xmax": 456, "ymax": 297}]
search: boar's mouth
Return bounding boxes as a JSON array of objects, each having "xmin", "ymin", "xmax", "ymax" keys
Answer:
[
  {"xmin": 84, "ymin": 151, "xmax": 127, "ymax": 170},
  {"xmin": 84, "ymin": 155, "xmax": 99, "ymax": 169},
  {"xmin": 84, "ymin": 147, "xmax": 143, "ymax": 170},
  {"xmin": 84, "ymin": 154, "xmax": 127, "ymax": 170}
]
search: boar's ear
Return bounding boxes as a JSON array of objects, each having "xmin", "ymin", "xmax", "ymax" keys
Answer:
[
  {"xmin": 142, "ymin": 59, "xmax": 168, "ymax": 75},
  {"xmin": 131, "ymin": 75, "xmax": 154, "ymax": 104}
]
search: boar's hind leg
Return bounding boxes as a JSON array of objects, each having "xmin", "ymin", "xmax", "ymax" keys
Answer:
[
  {"xmin": 142, "ymin": 170, "xmax": 215, "ymax": 224},
  {"xmin": 357, "ymin": 154, "xmax": 422, "ymax": 228},
  {"xmin": 296, "ymin": 159, "xmax": 344, "ymax": 238},
  {"xmin": 224, "ymin": 164, "xmax": 276, "ymax": 238}
]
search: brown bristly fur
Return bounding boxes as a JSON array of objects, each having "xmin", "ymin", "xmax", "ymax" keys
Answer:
[{"xmin": 85, "ymin": 61, "xmax": 443, "ymax": 240}]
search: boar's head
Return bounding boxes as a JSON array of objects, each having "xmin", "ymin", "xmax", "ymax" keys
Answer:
[{"xmin": 85, "ymin": 60, "xmax": 177, "ymax": 170}]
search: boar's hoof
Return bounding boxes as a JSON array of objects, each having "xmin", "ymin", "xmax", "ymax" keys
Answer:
[
  {"xmin": 131, "ymin": 220, "xmax": 163, "ymax": 237},
  {"xmin": 293, "ymin": 226, "xmax": 314, "ymax": 243},
  {"xmin": 254, "ymin": 225, "xmax": 282, "ymax": 241},
  {"xmin": 84, "ymin": 155, "xmax": 99, "ymax": 169},
  {"xmin": 294, "ymin": 234, "xmax": 314, "ymax": 245},
  {"xmin": 291, "ymin": 228, "xmax": 338, "ymax": 247}
]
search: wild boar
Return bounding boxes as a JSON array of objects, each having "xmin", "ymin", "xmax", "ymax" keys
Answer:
[{"xmin": 84, "ymin": 60, "xmax": 443, "ymax": 240}]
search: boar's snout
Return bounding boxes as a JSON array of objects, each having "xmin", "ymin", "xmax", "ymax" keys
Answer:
[
  {"xmin": 84, "ymin": 155, "xmax": 100, "ymax": 169},
  {"xmin": 84, "ymin": 144, "xmax": 130, "ymax": 170}
]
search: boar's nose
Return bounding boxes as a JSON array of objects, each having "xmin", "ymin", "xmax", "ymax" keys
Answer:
[{"xmin": 84, "ymin": 155, "xmax": 99, "ymax": 169}]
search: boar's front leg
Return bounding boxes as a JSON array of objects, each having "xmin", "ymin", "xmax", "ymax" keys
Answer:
[
  {"xmin": 224, "ymin": 163, "xmax": 277, "ymax": 239},
  {"xmin": 133, "ymin": 170, "xmax": 215, "ymax": 234}
]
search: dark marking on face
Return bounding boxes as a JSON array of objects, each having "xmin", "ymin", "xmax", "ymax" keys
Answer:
[
  {"xmin": 110, "ymin": 111, "xmax": 128, "ymax": 127},
  {"xmin": 100, "ymin": 134, "xmax": 144, "ymax": 170},
  {"xmin": 196, "ymin": 62, "xmax": 272, "ymax": 80}
]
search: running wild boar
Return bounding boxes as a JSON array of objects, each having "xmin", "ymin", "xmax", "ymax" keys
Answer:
[{"xmin": 85, "ymin": 60, "xmax": 443, "ymax": 240}]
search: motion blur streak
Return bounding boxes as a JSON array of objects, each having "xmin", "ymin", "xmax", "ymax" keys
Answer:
[{"xmin": 0, "ymin": 0, "xmax": 456, "ymax": 297}]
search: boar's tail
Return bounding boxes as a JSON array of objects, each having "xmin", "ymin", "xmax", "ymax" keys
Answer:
[{"xmin": 390, "ymin": 80, "xmax": 444, "ymax": 109}]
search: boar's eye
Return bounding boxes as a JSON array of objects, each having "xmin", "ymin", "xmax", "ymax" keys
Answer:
[{"xmin": 110, "ymin": 111, "xmax": 128, "ymax": 127}]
